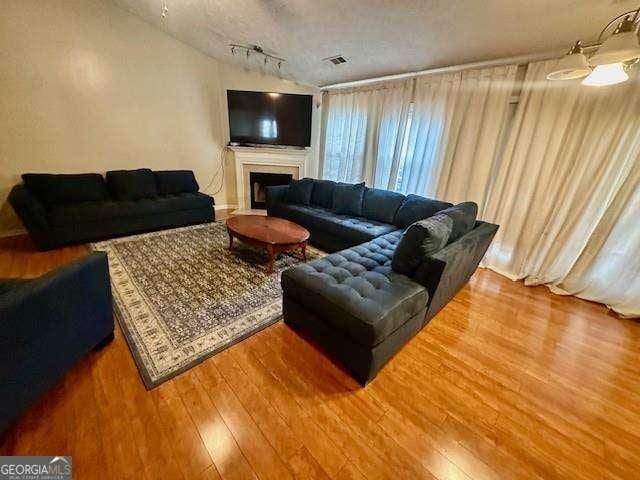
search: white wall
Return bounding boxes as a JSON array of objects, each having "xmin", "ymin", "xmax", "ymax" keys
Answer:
[{"xmin": 0, "ymin": 0, "xmax": 320, "ymax": 235}]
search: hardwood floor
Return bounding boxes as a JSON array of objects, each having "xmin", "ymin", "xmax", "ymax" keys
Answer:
[{"xmin": 1, "ymin": 216, "xmax": 639, "ymax": 479}]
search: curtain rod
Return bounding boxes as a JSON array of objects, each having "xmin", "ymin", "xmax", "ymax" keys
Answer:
[{"xmin": 320, "ymin": 50, "xmax": 562, "ymax": 90}]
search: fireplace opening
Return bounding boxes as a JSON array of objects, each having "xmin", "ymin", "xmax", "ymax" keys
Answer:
[{"xmin": 249, "ymin": 172, "xmax": 293, "ymax": 209}]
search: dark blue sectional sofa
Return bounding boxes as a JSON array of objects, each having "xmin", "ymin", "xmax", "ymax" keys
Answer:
[
  {"xmin": 9, "ymin": 169, "xmax": 215, "ymax": 250},
  {"xmin": 267, "ymin": 179, "xmax": 498, "ymax": 384}
]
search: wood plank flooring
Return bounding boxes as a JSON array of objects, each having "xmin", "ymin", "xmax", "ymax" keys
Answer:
[{"xmin": 1, "ymin": 214, "xmax": 639, "ymax": 479}]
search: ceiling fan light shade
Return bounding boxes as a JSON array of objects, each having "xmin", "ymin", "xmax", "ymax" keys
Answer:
[
  {"xmin": 581, "ymin": 63, "xmax": 629, "ymax": 87},
  {"xmin": 547, "ymin": 52, "xmax": 592, "ymax": 80},
  {"xmin": 590, "ymin": 30, "xmax": 640, "ymax": 65}
]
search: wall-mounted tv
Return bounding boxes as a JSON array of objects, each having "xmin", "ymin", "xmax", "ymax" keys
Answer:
[{"xmin": 227, "ymin": 90, "xmax": 312, "ymax": 148}]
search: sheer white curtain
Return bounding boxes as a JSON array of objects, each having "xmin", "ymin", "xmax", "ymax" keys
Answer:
[
  {"xmin": 395, "ymin": 72, "xmax": 461, "ymax": 194},
  {"xmin": 321, "ymin": 66, "xmax": 516, "ymax": 199},
  {"xmin": 482, "ymin": 59, "xmax": 640, "ymax": 316},
  {"xmin": 434, "ymin": 66, "xmax": 518, "ymax": 206},
  {"xmin": 395, "ymin": 65, "xmax": 517, "ymax": 206},
  {"xmin": 321, "ymin": 79, "xmax": 413, "ymax": 186}
]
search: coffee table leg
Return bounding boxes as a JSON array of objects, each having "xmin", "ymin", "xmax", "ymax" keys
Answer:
[
  {"xmin": 228, "ymin": 231, "xmax": 234, "ymax": 250},
  {"xmin": 267, "ymin": 244, "xmax": 275, "ymax": 273}
]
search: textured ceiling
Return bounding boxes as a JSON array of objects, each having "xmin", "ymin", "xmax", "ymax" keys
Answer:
[{"xmin": 111, "ymin": 0, "xmax": 640, "ymax": 87}]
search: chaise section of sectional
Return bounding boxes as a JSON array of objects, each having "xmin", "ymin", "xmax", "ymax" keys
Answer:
[{"xmin": 281, "ymin": 231, "xmax": 429, "ymax": 384}]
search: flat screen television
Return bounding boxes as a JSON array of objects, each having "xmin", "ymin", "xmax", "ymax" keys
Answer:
[{"xmin": 227, "ymin": 90, "xmax": 312, "ymax": 148}]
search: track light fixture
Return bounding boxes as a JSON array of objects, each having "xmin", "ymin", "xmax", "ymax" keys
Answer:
[
  {"xmin": 160, "ymin": 0, "xmax": 168, "ymax": 19},
  {"xmin": 229, "ymin": 44, "xmax": 285, "ymax": 71},
  {"xmin": 548, "ymin": 6, "xmax": 640, "ymax": 86}
]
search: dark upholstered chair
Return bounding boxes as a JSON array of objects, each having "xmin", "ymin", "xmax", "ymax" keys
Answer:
[
  {"xmin": 9, "ymin": 169, "xmax": 215, "ymax": 250},
  {"xmin": 0, "ymin": 252, "xmax": 114, "ymax": 432}
]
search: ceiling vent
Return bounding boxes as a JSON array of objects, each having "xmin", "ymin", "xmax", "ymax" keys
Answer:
[{"xmin": 324, "ymin": 55, "xmax": 347, "ymax": 66}]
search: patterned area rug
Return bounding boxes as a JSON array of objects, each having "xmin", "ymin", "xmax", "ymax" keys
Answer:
[{"xmin": 91, "ymin": 222, "xmax": 323, "ymax": 388}]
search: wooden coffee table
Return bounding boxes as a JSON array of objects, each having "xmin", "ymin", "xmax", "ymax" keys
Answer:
[{"xmin": 226, "ymin": 215, "xmax": 310, "ymax": 273}]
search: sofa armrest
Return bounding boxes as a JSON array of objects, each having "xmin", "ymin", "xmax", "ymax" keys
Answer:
[
  {"xmin": 0, "ymin": 252, "xmax": 114, "ymax": 431},
  {"xmin": 7, "ymin": 184, "xmax": 51, "ymax": 248},
  {"xmin": 265, "ymin": 185, "xmax": 290, "ymax": 213},
  {"xmin": 0, "ymin": 252, "xmax": 114, "ymax": 352},
  {"xmin": 412, "ymin": 221, "xmax": 499, "ymax": 324}
]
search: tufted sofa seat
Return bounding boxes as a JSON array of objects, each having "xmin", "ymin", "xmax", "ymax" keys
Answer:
[
  {"xmin": 268, "ymin": 203, "xmax": 398, "ymax": 249},
  {"xmin": 282, "ymin": 232, "xmax": 427, "ymax": 348}
]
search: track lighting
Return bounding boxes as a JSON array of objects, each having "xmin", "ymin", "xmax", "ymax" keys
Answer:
[
  {"xmin": 228, "ymin": 44, "xmax": 286, "ymax": 72},
  {"xmin": 160, "ymin": 0, "xmax": 168, "ymax": 19}
]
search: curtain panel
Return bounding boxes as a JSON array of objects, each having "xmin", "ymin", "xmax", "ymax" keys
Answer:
[
  {"xmin": 399, "ymin": 65, "xmax": 517, "ymax": 206},
  {"xmin": 320, "ymin": 79, "xmax": 413, "ymax": 186},
  {"xmin": 321, "ymin": 65, "xmax": 518, "ymax": 207},
  {"xmin": 482, "ymin": 59, "xmax": 640, "ymax": 317}
]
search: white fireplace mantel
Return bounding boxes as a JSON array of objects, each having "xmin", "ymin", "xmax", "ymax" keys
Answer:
[{"xmin": 230, "ymin": 146, "xmax": 308, "ymax": 211}]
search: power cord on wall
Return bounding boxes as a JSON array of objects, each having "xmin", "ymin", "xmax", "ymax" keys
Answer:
[{"xmin": 203, "ymin": 145, "xmax": 229, "ymax": 196}]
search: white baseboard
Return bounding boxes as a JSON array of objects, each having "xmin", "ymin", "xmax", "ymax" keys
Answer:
[
  {"xmin": 232, "ymin": 209, "xmax": 267, "ymax": 216},
  {"xmin": 0, "ymin": 228, "xmax": 26, "ymax": 238},
  {"xmin": 215, "ymin": 204, "xmax": 238, "ymax": 211}
]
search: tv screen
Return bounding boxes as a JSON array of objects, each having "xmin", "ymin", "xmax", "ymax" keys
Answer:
[{"xmin": 227, "ymin": 90, "xmax": 312, "ymax": 148}]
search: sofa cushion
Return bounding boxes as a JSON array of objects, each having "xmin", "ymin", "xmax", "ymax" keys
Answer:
[
  {"xmin": 272, "ymin": 203, "xmax": 398, "ymax": 245},
  {"xmin": 362, "ymin": 188, "xmax": 405, "ymax": 224},
  {"xmin": 332, "ymin": 182, "xmax": 365, "ymax": 216},
  {"xmin": 310, "ymin": 180, "xmax": 336, "ymax": 209},
  {"xmin": 316, "ymin": 216, "xmax": 399, "ymax": 245},
  {"xmin": 392, "ymin": 213, "xmax": 453, "ymax": 274},
  {"xmin": 281, "ymin": 231, "xmax": 428, "ymax": 348},
  {"xmin": 439, "ymin": 202, "xmax": 478, "ymax": 243},
  {"xmin": 48, "ymin": 193, "xmax": 213, "ymax": 226},
  {"xmin": 155, "ymin": 170, "xmax": 199, "ymax": 195},
  {"xmin": 393, "ymin": 194, "xmax": 452, "ymax": 228},
  {"xmin": 22, "ymin": 173, "xmax": 110, "ymax": 206},
  {"xmin": 286, "ymin": 178, "xmax": 314, "ymax": 205},
  {"xmin": 106, "ymin": 169, "xmax": 158, "ymax": 200},
  {"xmin": 269, "ymin": 203, "xmax": 335, "ymax": 230}
]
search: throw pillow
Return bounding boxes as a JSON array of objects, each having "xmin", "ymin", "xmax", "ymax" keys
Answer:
[
  {"xmin": 332, "ymin": 182, "xmax": 365, "ymax": 216},
  {"xmin": 310, "ymin": 179, "xmax": 336, "ymax": 208},
  {"xmin": 22, "ymin": 173, "xmax": 110, "ymax": 206},
  {"xmin": 393, "ymin": 194, "xmax": 453, "ymax": 228},
  {"xmin": 392, "ymin": 213, "xmax": 454, "ymax": 274},
  {"xmin": 106, "ymin": 169, "xmax": 158, "ymax": 201},
  {"xmin": 362, "ymin": 188, "xmax": 405, "ymax": 224},
  {"xmin": 286, "ymin": 178, "xmax": 314, "ymax": 205},
  {"xmin": 439, "ymin": 201, "xmax": 478, "ymax": 243},
  {"xmin": 155, "ymin": 170, "xmax": 199, "ymax": 195}
]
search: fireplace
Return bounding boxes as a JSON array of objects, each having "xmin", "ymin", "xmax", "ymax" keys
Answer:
[{"xmin": 249, "ymin": 172, "xmax": 293, "ymax": 209}]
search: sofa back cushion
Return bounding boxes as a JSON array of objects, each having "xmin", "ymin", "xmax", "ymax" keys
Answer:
[
  {"xmin": 155, "ymin": 170, "xmax": 199, "ymax": 195},
  {"xmin": 332, "ymin": 182, "xmax": 365, "ymax": 216},
  {"xmin": 310, "ymin": 179, "xmax": 336, "ymax": 209},
  {"xmin": 439, "ymin": 201, "xmax": 478, "ymax": 243},
  {"xmin": 393, "ymin": 194, "xmax": 452, "ymax": 228},
  {"xmin": 362, "ymin": 188, "xmax": 405, "ymax": 224},
  {"xmin": 286, "ymin": 178, "xmax": 314, "ymax": 205},
  {"xmin": 392, "ymin": 213, "xmax": 453, "ymax": 274},
  {"xmin": 22, "ymin": 173, "xmax": 110, "ymax": 206},
  {"xmin": 106, "ymin": 169, "xmax": 158, "ymax": 200}
]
